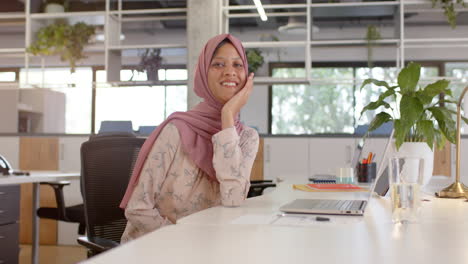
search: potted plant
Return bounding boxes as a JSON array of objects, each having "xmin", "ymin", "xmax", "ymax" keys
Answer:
[
  {"xmin": 246, "ymin": 48, "xmax": 264, "ymax": 74},
  {"xmin": 365, "ymin": 24, "xmax": 381, "ymax": 69},
  {"xmin": 134, "ymin": 48, "xmax": 163, "ymax": 82},
  {"xmin": 27, "ymin": 21, "xmax": 95, "ymax": 73},
  {"xmin": 360, "ymin": 62, "xmax": 468, "ymax": 185},
  {"xmin": 431, "ymin": 0, "xmax": 466, "ymax": 28}
]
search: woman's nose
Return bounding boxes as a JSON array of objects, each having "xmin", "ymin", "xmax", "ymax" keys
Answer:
[{"xmin": 223, "ymin": 65, "xmax": 237, "ymax": 76}]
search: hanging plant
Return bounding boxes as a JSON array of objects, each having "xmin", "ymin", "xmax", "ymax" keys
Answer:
[
  {"xmin": 246, "ymin": 48, "xmax": 264, "ymax": 74},
  {"xmin": 134, "ymin": 48, "xmax": 164, "ymax": 82},
  {"xmin": 365, "ymin": 25, "xmax": 381, "ymax": 69},
  {"xmin": 27, "ymin": 21, "xmax": 95, "ymax": 73},
  {"xmin": 431, "ymin": 0, "xmax": 466, "ymax": 28}
]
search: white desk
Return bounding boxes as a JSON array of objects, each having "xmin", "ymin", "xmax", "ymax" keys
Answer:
[
  {"xmin": 0, "ymin": 171, "xmax": 80, "ymax": 264},
  {"xmin": 82, "ymin": 177, "xmax": 468, "ymax": 264}
]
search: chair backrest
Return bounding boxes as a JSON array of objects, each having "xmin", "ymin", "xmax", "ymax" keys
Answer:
[
  {"xmin": 137, "ymin": 126, "xmax": 157, "ymax": 136},
  {"xmin": 98, "ymin": 121, "xmax": 134, "ymax": 134},
  {"xmin": 80, "ymin": 136, "xmax": 145, "ymax": 244}
]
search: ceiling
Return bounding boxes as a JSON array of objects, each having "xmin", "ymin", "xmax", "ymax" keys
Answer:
[{"xmin": 0, "ymin": 0, "xmax": 466, "ymax": 33}]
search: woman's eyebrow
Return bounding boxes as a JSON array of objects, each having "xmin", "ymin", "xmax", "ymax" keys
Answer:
[{"xmin": 212, "ymin": 56, "xmax": 241, "ymax": 60}]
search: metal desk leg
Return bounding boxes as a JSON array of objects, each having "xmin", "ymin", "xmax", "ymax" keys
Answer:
[{"xmin": 32, "ymin": 182, "xmax": 40, "ymax": 264}]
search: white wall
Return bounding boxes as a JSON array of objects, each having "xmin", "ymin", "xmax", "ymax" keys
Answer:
[{"xmin": 0, "ymin": 137, "xmax": 19, "ymax": 168}]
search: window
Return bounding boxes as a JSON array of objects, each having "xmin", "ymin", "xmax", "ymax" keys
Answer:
[
  {"xmin": 19, "ymin": 67, "xmax": 93, "ymax": 134},
  {"xmin": 0, "ymin": 71, "xmax": 16, "ymax": 82},
  {"xmin": 271, "ymin": 67, "xmax": 354, "ymax": 134},
  {"xmin": 445, "ymin": 63, "xmax": 468, "ymax": 133},
  {"xmin": 270, "ymin": 64, "xmax": 439, "ymax": 134},
  {"xmin": 94, "ymin": 68, "xmax": 187, "ymax": 133},
  {"xmin": 445, "ymin": 63, "xmax": 468, "ymax": 99}
]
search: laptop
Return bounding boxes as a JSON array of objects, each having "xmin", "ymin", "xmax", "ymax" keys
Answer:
[{"xmin": 279, "ymin": 130, "xmax": 394, "ymax": 216}]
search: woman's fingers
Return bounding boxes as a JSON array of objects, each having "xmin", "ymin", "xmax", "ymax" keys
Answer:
[
  {"xmin": 222, "ymin": 72, "xmax": 255, "ymax": 117},
  {"xmin": 238, "ymin": 72, "xmax": 254, "ymax": 100}
]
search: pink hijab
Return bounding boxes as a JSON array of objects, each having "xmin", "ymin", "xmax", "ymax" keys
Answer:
[{"xmin": 120, "ymin": 34, "xmax": 248, "ymax": 208}]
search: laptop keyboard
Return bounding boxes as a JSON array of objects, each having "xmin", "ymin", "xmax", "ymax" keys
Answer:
[{"xmin": 307, "ymin": 199, "xmax": 362, "ymax": 211}]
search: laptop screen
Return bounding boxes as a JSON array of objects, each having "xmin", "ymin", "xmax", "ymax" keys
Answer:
[{"xmin": 370, "ymin": 130, "xmax": 394, "ymax": 196}]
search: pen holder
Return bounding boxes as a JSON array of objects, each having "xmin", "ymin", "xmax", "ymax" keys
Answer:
[{"xmin": 357, "ymin": 162, "xmax": 376, "ymax": 183}]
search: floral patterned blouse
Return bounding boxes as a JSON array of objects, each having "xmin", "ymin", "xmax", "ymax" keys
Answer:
[{"xmin": 121, "ymin": 122, "xmax": 259, "ymax": 242}]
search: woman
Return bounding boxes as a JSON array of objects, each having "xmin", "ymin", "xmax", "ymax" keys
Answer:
[{"xmin": 119, "ymin": 34, "xmax": 259, "ymax": 242}]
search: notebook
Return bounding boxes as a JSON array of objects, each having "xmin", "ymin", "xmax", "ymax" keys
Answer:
[{"xmin": 279, "ymin": 130, "xmax": 393, "ymax": 216}]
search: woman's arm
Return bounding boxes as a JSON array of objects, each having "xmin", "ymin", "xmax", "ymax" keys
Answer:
[
  {"xmin": 123, "ymin": 124, "xmax": 180, "ymax": 239},
  {"xmin": 212, "ymin": 127, "xmax": 259, "ymax": 207}
]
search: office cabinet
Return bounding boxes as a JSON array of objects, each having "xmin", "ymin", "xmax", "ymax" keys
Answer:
[
  {"xmin": 59, "ymin": 136, "xmax": 88, "ymax": 172},
  {"xmin": 0, "ymin": 90, "xmax": 19, "ymax": 133},
  {"xmin": 263, "ymin": 138, "xmax": 309, "ymax": 182},
  {"xmin": 19, "ymin": 137, "xmax": 59, "ymax": 245},
  {"xmin": 308, "ymin": 138, "xmax": 356, "ymax": 177},
  {"xmin": 57, "ymin": 136, "xmax": 87, "ymax": 245},
  {"xmin": 0, "ymin": 89, "xmax": 65, "ymax": 133},
  {"xmin": 19, "ymin": 89, "xmax": 66, "ymax": 133},
  {"xmin": 0, "ymin": 185, "xmax": 20, "ymax": 264}
]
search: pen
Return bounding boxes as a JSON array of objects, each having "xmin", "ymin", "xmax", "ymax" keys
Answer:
[
  {"xmin": 366, "ymin": 152, "xmax": 373, "ymax": 164},
  {"xmin": 277, "ymin": 213, "xmax": 331, "ymax": 222}
]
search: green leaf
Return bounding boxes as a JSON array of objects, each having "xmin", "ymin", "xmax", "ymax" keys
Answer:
[
  {"xmin": 359, "ymin": 88, "xmax": 396, "ymax": 118},
  {"xmin": 439, "ymin": 99, "xmax": 458, "ymax": 105},
  {"xmin": 399, "ymin": 95, "xmax": 424, "ymax": 130},
  {"xmin": 433, "ymin": 130, "xmax": 447, "ymax": 150},
  {"xmin": 439, "ymin": 108, "xmax": 457, "ymax": 140},
  {"xmin": 369, "ymin": 112, "xmax": 393, "ymax": 132},
  {"xmin": 377, "ymin": 88, "xmax": 396, "ymax": 101},
  {"xmin": 394, "ymin": 119, "xmax": 409, "ymax": 150},
  {"xmin": 447, "ymin": 109, "xmax": 468, "ymax": 124},
  {"xmin": 360, "ymin": 100, "xmax": 391, "ymax": 117},
  {"xmin": 415, "ymin": 91, "xmax": 433, "ymax": 105},
  {"xmin": 398, "ymin": 62, "xmax": 421, "ymax": 94},
  {"xmin": 423, "ymin": 79, "xmax": 450, "ymax": 98},
  {"xmin": 428, "ymin": 107, "xmax": 456, "ymax": 143},
  {"xmin": 360, "ymin": 78, "xmax": 392, "ymax": 91},
  {"xmin": 417, "ymin": 120, "xmax": 435, "ymax": 150}
]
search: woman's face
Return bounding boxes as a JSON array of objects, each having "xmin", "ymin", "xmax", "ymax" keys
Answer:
[{"xmin": 207, "ymin": 43, "xmax": 246, "ymax": 104}]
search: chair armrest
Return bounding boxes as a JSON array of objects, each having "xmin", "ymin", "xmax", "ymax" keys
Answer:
[
  {"xmin": 39, "ymin": 181, "xmax": 71, "ymax": 220},
  {"xmin": 39, "ymin": 181, "xmax": 71, "ymax": 187},
  {"xmin": 250, "ymin": 180, "xmax": 273, "ymax": 184},
  {"xmin": 77, "ymin": 236, "xmax": 120, "ymax": 254},
  {"xmin": 247, "ymin": 182, "xmax": 277, "ymax": 198}
]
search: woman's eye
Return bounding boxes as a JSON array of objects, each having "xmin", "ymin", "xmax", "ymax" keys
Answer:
[
  {"xmin": 212, "ymin": 62, "xmax": 224, "ymax": 68},
  {"xmin": 234, "ymin": 63, "xmax": 243, "ymax": 68}
]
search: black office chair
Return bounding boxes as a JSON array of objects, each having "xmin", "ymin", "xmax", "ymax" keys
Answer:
[
  {"xmin": 36, "ymin": 181, "xmax": 86, "ymax": 235},
  {"xmin": 77, "ymin": 135, "xmax": 145, "ymax": 257},
  {"xmin": 36, "ymin": 133, "xmax": 138, "ymax": 236}
]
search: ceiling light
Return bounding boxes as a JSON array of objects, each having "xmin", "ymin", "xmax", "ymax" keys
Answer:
[
  {"xmin": 278, "ymin": 16, "xmax": 319, "ymax": 35},
  {"xmin": 253, "ymin": 0, "xmax": 268, "ymax": 21},
  {"xmin": 93, "ymin": 33, "xmax": 126, "ymax": 42}
]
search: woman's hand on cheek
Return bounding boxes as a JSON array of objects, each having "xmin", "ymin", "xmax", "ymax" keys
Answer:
[{"xmin": 221, "ymin": 72, "xmax": 254, "ymax": 129}]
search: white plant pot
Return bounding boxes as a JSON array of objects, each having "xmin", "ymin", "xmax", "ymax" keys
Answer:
[
  {"xmin": 394, "ymin": 142, "xmax": 434, "ymax": 187},
  {"xmin": 44, "ymin": 3, "xmax": 64, "ymax": 13}
]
